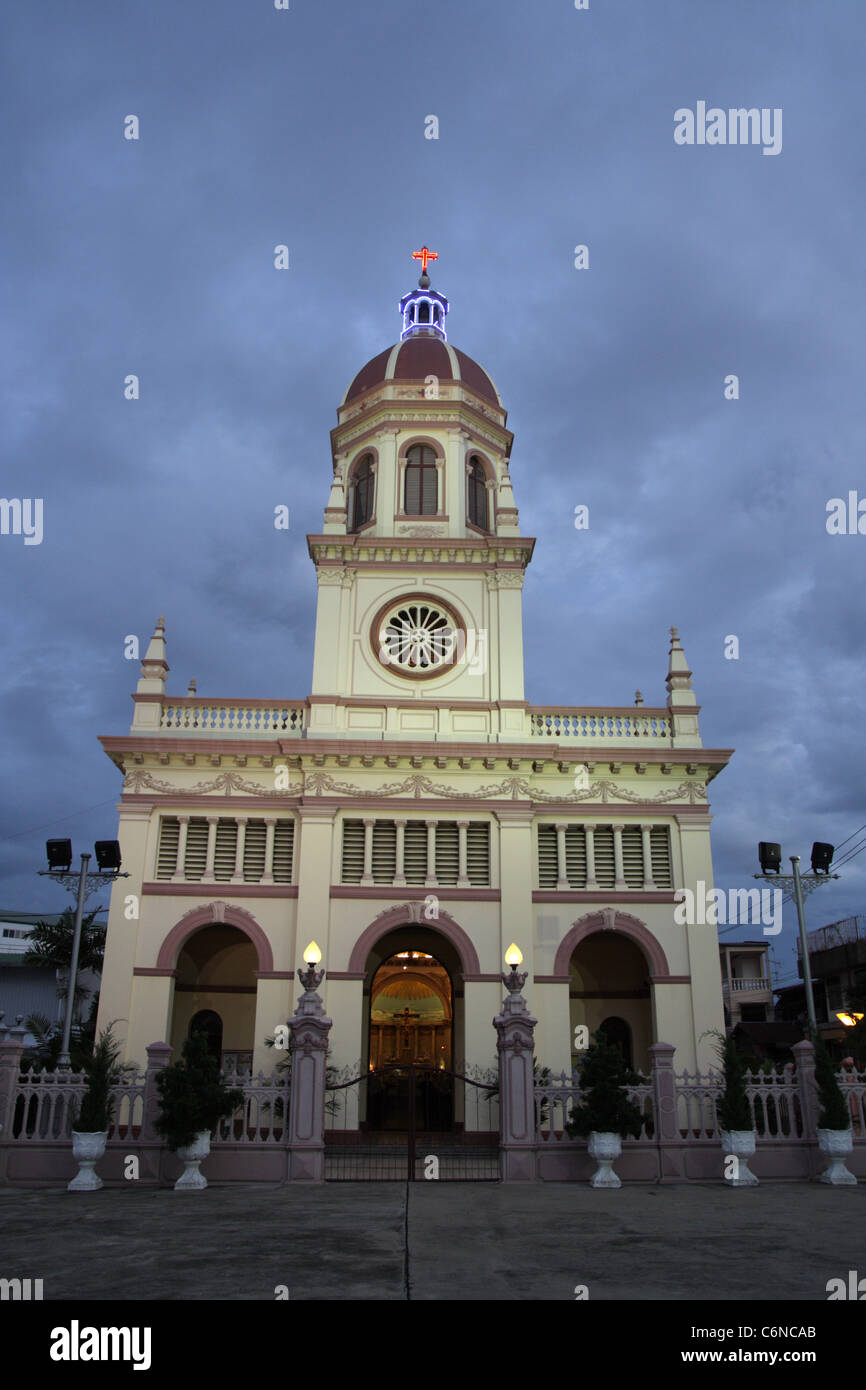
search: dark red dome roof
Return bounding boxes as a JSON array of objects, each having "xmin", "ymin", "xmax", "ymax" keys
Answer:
[{"xmin": 343, "ymin": 336, "xmax": 501, "ymax": 407}]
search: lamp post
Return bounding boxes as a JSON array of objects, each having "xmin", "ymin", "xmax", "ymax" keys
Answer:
[
  {"xmin": 38, "ymin": 838, "xmax": 128, "ymax": 1069},
  {"xmin": 754, "ymin": 840, "xmax": 839, "ymax": 1042}
]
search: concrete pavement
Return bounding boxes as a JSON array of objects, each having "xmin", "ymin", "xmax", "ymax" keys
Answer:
[{"xmin": 1, "ymin": 1182, "xmax": 862, "ymax": 1301}]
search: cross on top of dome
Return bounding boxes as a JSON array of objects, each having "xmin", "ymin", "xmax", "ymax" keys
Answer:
[{"xmin": 400, "ymin": 246, "xmax": 449, "ymax": 340}]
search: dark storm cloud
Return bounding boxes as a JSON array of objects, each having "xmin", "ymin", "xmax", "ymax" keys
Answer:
[{"xmin": 1, "ymin": 0, "xmax": 863, "ymax": 986}]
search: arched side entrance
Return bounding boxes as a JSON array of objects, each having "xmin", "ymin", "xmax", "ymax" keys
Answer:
[
  {"xmin": 168, "ymin": 923, "xmax": 258, "ymax": 1070},
  {"xmin": 568, "ymin": 933, "xmax": 652, "ymax": 1073}
]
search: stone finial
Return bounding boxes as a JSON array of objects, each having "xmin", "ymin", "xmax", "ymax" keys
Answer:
[
  {"xmin": 634, "ymin": 689, "xmax": 644, "ymax": 706},
  {"xmin": 136, "ymin": 616, "xmax": 170, "ymax": 695},
  {"xmin": 187, "ymin": 678, "xmax": 197, "ymax": 696},
  {"xmin": 665, "ymin": 624, "xmax": 695, "ymax": 703}
]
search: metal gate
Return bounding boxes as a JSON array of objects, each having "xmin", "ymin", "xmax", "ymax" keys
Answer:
[{"xmin": 325, "ymin": 1062, "xmax": 499, "ymax": 1181}]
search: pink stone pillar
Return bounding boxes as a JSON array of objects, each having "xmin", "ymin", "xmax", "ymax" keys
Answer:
[
  {"xmin": 142, "ymin": 1042, "xmax": 173, "ymax": 1143},
  {"xmin": 0, "ymin": 1039, "xmax": 25, "ymax": 1184},
  {"xmin": 287, "ymin": 964, "xmax": 333, "ymax": 1183},
  {"xmin": 649, "ymin": 1041, "xmax": 680, "ymax": 1182},
  {"xmin": 493, "ymin": 966, "xmax": 538, "ymax": 1182}
]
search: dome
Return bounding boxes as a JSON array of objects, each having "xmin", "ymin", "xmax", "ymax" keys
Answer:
[{"xmin": 342, "ymin": 335, "xmax": 502, "ymax": 408}]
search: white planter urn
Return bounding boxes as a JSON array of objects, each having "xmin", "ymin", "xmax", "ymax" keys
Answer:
[
  {"xmin": 817, "ymin": 1128, "xmax": 857, "ymax": 1186},
  {"xmin": 174, "ymin": 1130, "xmax": 211, "ymax": 1190},
  {"xmin": 587, "ymin": 1131, "xmax": 622, "ymax": 1188},
  {"xmin": 68, "ymin": 1131, "xmax": 108, "ymax": 1192},
  {"xmin": 720, "ymin": 1129, "xmax": 759, "ymax": 1186}
]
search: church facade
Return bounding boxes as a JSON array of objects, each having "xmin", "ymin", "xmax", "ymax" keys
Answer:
[{"xmin": 96, "ymin": 256, "xmax": 732, "ymax": 1104}]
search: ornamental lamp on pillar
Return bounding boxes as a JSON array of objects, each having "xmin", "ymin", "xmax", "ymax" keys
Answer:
[
  {"xmin": 286, "ymin": 940, "xmax": 332, "ymax": 1183},
  {"xmin": 494, "ymin": 943, "xmax": 538, "ymax": 1181},
  {"xmin": 296, "ymin": 941, "xmax": 325, "ymax": 1012}
]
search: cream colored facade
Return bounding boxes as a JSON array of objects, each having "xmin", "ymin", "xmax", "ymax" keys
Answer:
[{"xmin": 97, "ymin": 269, "xmax": 732, "ymax": 1088}]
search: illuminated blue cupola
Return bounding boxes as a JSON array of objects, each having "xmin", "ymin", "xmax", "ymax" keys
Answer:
[{"xmin": 399, "ymin": 245, "xmax": 449, "ymax": 340}]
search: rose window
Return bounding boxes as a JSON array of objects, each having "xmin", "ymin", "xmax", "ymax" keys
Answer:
[{"xmin": 374, "ymin": 599, "xmax": 461, "ymax": 675}]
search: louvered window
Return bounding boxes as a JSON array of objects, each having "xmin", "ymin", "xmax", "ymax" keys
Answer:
[
  {"xmin": 341, "ymin": 820, "xmax": 365, "ymax": 884},
  {"xmin": 372, "ymin": 821, "xmax": 397, "ymax": 885},
  {"xmin": 156, "ymin": 818, "xmax": 180, "ymax": 879},
  {"xmin": 621, "ymin": 825, "xmax": 644, "ymax": 887},
  {"xmin": 242, "ymin": 820, "xmax": 267, "ymax": 882},
  {"xmin": 183, "ymin": 818, "xmax": 209, "ymax": 880},
  {"xmin": 650, "ymin": 826, "xmax": 672, "ymax": 887},
  {"xmin": 592, "ymin": 826, "xmax": 616, "ymax": 888},
  {"xmin": 404, "ymin": 445, "xmax": 438, "ymax": 515},
  {"xmin": 214, "ymin": 819, "xmax": 238, "ymax": 881},
  {"xmin": 434, "ymin": 822, "xmax": 459, "ymax": 886},
  {"xmin": 403, "ymin": 821, "xmax": 428, "ymax": 884},
  {"xmin": 537, "ymin": 825, "xmax": 558, "ymax": 888},
  {"xmin": 565, "ymin": 826, "xmax": 587, "ymax": 887},
  {"xmin": 272, "ymin": 821, "xmax": 294, "ymax": 883},
  {"xmin": 349, "ymin": 454, "xmax": 374, "ymax": 533},
  {"xmin": 466, "ymin": 823, "xmax": 490, "ymax": 886},
  {"xmin": 467, "ymin": 456, "xmax": 488, "ymax": 530}
]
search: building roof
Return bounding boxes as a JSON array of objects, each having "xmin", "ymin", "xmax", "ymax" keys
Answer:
[{"xmin": 342, "ymin": 336, "xmax": 502, "ymax": 408}]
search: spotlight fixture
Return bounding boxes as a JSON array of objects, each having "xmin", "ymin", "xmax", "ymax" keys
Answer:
[
  {"xmin": 46, "ymin": 839, "xmax": 73, "ymax": 873},
  {"xmin": 757, "ymin": 842, "xmax": 783, "ymax": 874},
  {"xmin": 810, "ymin": 842, "xmax": 834, "ymax": 875},
  {"xmin": 94, "ymin": 841, "xmax": 122, "ymax": 873}
]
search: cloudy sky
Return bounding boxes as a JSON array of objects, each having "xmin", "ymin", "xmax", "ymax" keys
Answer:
[{"xmin": 2, "ymin": 1, "xmax": 863, "ymax": 994}]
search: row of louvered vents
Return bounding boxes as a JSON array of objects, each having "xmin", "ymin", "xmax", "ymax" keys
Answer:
[
  {"xmin": 340, "ymin": 820, "xmax": 491, "ymax": 886},
  {"xmin": 156, "ymin": 817, "xmax": 671, "ymax": 889},
  {"xmin": 156, "ymin": 818, "xmax": 294, "ymax": 883},
  {"xmin": 537, "ymin": 824, "xmax": 672, "ymax": 888}
]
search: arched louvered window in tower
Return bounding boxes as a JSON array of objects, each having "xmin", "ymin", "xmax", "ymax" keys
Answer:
[
  {"xmin": 404, "ymin": 445, "xmax": 438, "ymax": 515},
  {"xmin": 348, "ymin": 454, "xmax": 375, "ymax": 533},
  {"xmin": 467, "ymin": 455, "xmax": 488, "ymax": 530}
]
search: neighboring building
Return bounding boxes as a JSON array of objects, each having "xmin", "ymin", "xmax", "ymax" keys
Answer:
[
  {"xmin": 0, "ymin": 911, "xmax": 100, "ymax": 1044},
  {"xmin": 796, "ymin": 914, "xmax": 866, "ymax": 1048},
  {"xmin": 95, "ymin": 257, "xmax": 733, "ymax": 1102},
  {"xmin": 719, "ymin": 940, "xmax": 775, "ymax": 1028}
]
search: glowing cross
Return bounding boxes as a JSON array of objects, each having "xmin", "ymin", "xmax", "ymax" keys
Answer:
[{"xmin": 412, "ymin": 246, "xmax": 438, "ymax": 274}]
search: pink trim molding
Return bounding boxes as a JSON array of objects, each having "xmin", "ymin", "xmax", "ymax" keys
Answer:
[
  {"xmin": 347, "ymin": 903, "xmax": 482, "ymax": 977},
  {"xmin": 553, "ymin": 908, "xmax": 671, "ymax": 979},
  {"xmin": 156, "ymin": 900, "xmax": 274, "ymax": 973}
]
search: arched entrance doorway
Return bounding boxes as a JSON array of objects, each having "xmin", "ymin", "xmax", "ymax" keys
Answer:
[
  {"xmin": 569, "ymin": 931, "xmax": 653, "ymax": 1072},
  {"xmin": 169, "ymin": 924, "xmax": 257, "ymax": 1071},
  {"xmin": 361, "ymin": 923, "xmax": 466, "ymax": 1080},
  {"xmin": 369, "ymin": 951, "xmax": 453, "ymax": 1070}
]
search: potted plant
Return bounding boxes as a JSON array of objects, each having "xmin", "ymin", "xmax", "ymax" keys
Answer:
[
  {"xmin": 68, "ymin": 1024, "xmax": 122, "ymax": 1192},
  {"xmin": 154, "ymin": 1033, "xmax": 243, "ymax": 1190},
  {"xmin": 708, "ymin": 1030, "xmax": 758, "ymax": 1187},
  {"xmin": 565, "ymin": 1030, "xmax": 644, "ymax": 1187},
  {"xmin": 813, "ymin": 1039, "xmax": 857, "ymax": 1186}
]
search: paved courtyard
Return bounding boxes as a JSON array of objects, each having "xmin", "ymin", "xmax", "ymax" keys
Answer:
[{"xmin": 1, "ymin": 1181, "xmax": 863, "ymax": 1301}]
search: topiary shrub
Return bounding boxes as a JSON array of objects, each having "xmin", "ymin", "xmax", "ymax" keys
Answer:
[
  {"xmin": 75, "ymin": 1024, "xmax": 122, "ymax": 1133},
  {"xmin": 813, "ymin": 1039, "xmax": 851, "ymax": 1131},
  {"xmin": 154, "ymin": 1033, "xmax": 243, "ymax": 1152},
  {"xmin": 565, "ymin": 1030, "xmax": 644, "ymax": 1139},
  {"xmin": 708, "ymin": 1030, "xmax": 753, "ymax": 1132}
]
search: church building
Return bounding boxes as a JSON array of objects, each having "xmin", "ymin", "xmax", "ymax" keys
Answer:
[{"xmin": 96, "ymin": 252, "xmax": 732, "ymax": 1107}]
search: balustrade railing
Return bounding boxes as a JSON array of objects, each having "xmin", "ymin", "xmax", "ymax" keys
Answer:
[
  {"xmin": 528, "ymin": 710, "xmax": 671, "ymax": 741},
  {"xmin": 159, "ymin": 700, "xmax": 306, "ymax": 735},
  {"xmin": 534, "ymin": 1064, "xmax": 866, "ymax": 1144},
  {"xmin": 213, "ymin": 1069, "xmax": 291, "ymax": 1145}
]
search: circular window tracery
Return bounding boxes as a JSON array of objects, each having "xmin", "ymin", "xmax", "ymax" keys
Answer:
[{"xmin": 372, "ymin": 596, "xmax": 463, "ymax": 678}]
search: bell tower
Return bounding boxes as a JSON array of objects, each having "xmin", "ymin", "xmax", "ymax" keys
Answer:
[{"xmin": 306, "ymin": 252, "xmax": 535, "ymax": 741}]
